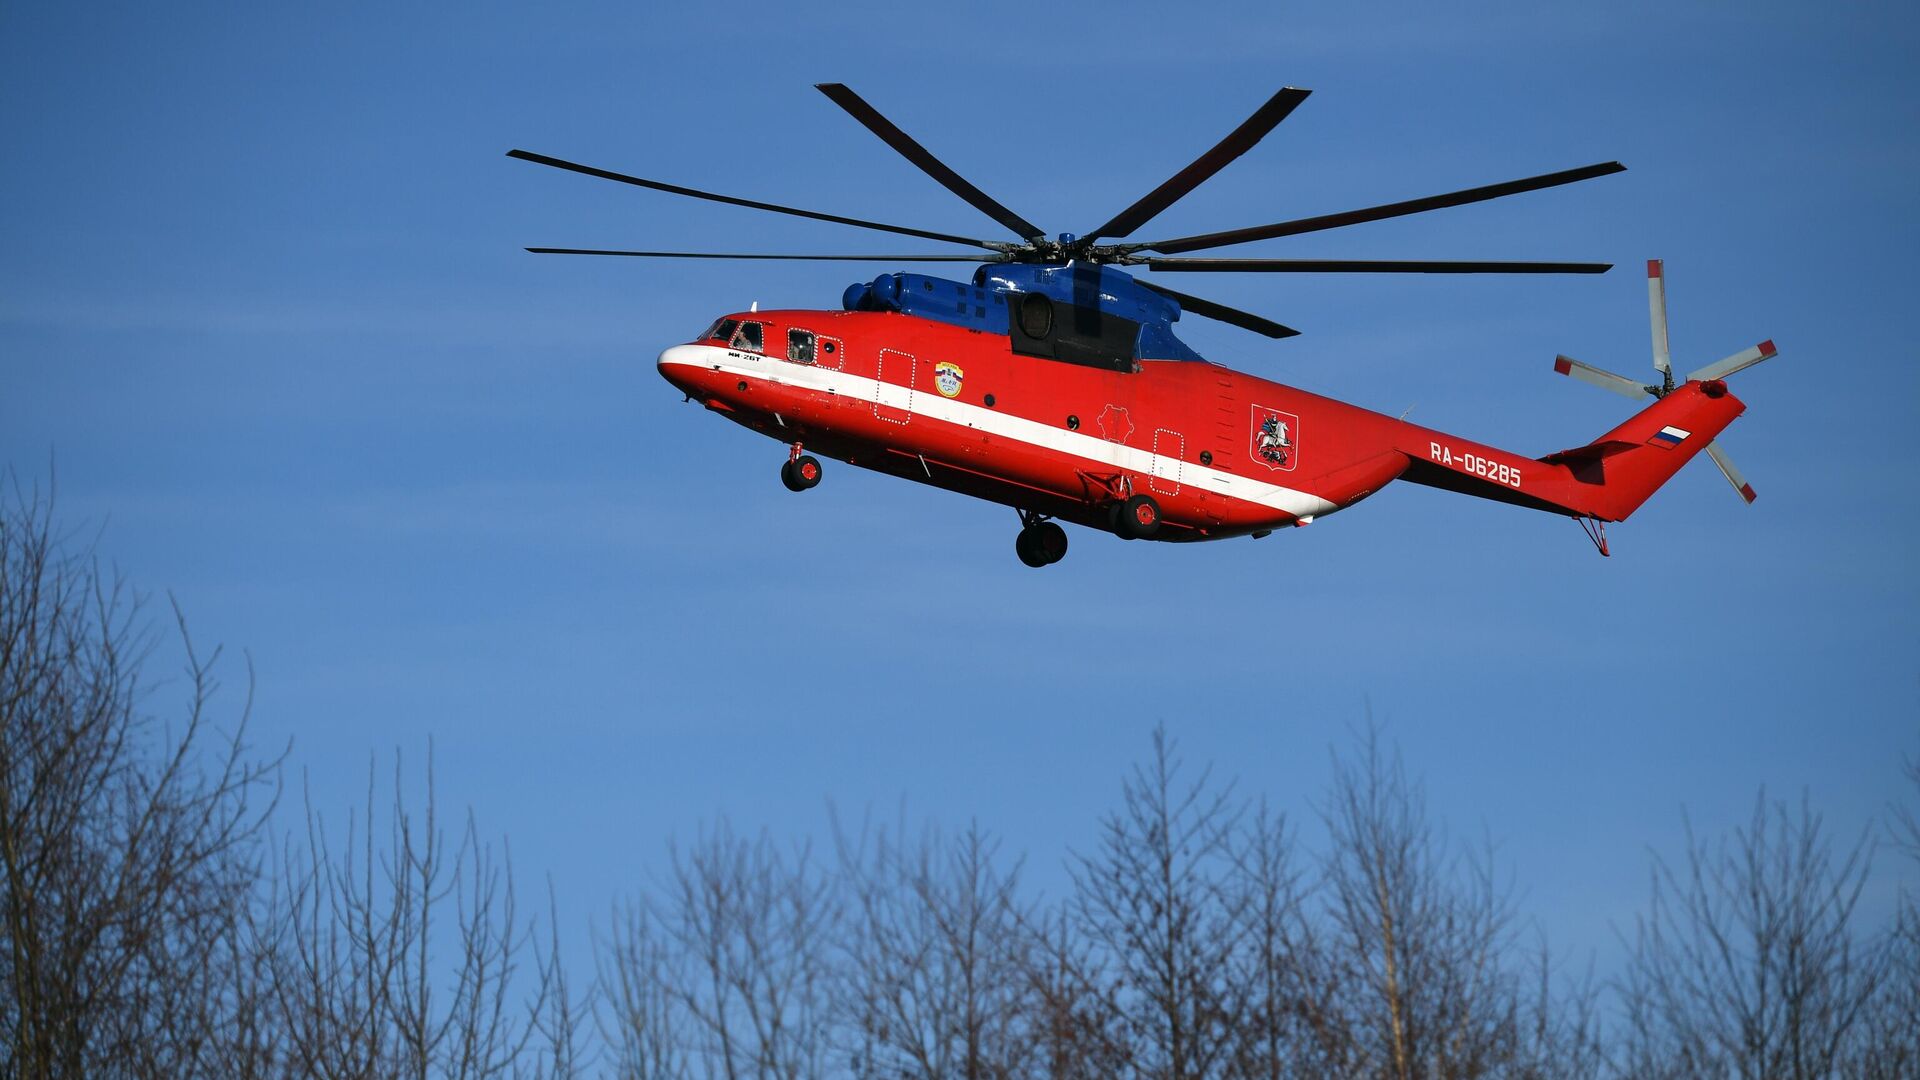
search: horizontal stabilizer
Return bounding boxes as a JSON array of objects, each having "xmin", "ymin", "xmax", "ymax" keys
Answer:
[{"xmin": 1537, "ymin": 439, "xmax": 1637, "ymax": 468}]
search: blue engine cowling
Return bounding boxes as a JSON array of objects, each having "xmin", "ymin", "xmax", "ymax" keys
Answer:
[{"xmin": 840, "ymin": 263, "xmax": 1205, "ymax": 363}]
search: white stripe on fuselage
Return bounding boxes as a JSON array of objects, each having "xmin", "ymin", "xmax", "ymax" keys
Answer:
[{"xmin": 660, "ymin": 344, "xmax": 1339, "ymax": 521}]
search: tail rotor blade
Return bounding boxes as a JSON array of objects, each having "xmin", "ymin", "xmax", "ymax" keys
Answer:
[
  {"xmin": 1688, "ymin": 339, "xmax": 1779, "ymax": 382},
  {"xmin": 1705, "ymin": 441, "xmax": 1758, "ymax": 504},
  {"xmin": 1648, "ymin": 259, "xmax": 1672, "ymax": 378},
  {"xmin": 1553, "ymin": 355, "xmax": 1655, "ymax": 400}
]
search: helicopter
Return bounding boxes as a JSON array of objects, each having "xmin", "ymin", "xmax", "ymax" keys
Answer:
[{"xmin": 510, "ymin": 84, "xmax": 1777, "ymax": 565}]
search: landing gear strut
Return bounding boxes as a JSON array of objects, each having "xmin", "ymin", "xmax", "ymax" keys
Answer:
[
  {"xmin": 1014, "ymin": 509, "xmax": 1068, "ymax": 568},
  {"xmin": 780, "ymin": 443, "xmax": 822, "ymax": 492}
]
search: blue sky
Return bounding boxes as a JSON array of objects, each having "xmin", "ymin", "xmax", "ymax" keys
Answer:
[{"xmin": 4, "ymin": 0, "xmax": 1916, "ymax": 978}]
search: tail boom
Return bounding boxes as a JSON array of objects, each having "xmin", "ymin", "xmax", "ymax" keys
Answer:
[{"xmin": 1395, "ymin": 380, "xmax": 1746, "ymax": 522}]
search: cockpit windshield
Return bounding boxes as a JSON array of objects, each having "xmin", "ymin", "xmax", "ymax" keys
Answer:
[
  {"xmin": 705, "ymin": 317, "xmax": 738, "ymax": 343},
  {"xmin": 729, "ymin": 321, "xmax": 764, "ymax": 353}
]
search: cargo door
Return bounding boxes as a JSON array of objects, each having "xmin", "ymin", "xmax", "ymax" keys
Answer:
[
  {"xmin": 1149, "ymin": 428, "xmax": 1185, "ymax": 496},
  {"xmin": 873, "ymin": 348, "xmax": 916, "ymax": 425}
]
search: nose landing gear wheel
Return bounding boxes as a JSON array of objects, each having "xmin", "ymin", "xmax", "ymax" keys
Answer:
[
  {"xmin": 1110, "ymin": 494, "xmax": 1161, "ymax": 540},
  {"xmin": 780, "ymin": 454, "xmax": 822, "ymax": 492},
  {"xmin": 1015, "ymin": 520, "xmax": 1068, "ymax": 567}
]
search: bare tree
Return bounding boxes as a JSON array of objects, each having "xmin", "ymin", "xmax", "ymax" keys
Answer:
[
  {"xmin": 833, "ymin": 817, "xmax": 1033, "ymax": 1079},
  {"xmin": 1851, "ymin": 898, "xmax": 1920, "ymax": 1079},
  {"xmin": 1016, "ymin": 906, "xmax": 1133, "ymax": 1080},
  {"xmin": 0, "ymin": 483, "xmax": 280, "ymax": 1079},
  {"xmin": 598, "ymin": 902, "xmax": 691, "ymax": 1080},
  {"xmin": 1222, "ymin": 802, "xmax": 1327, "ymax": 1079},
  {"xmin": 1841, "ymin": 753, "xmax": 1920, "ymax": 1079},
  {"xmin": 1066, "ymin": 727, "xmax": 1249, "ymax": 1080},
  {"xmin": 524, "ymin": 879, "xmax": 589, "ymax": 1080},
  {"xmin": 32, "ymin": 472, "xmax": 1920, "ymax": 1079},
  {"xmin": 1505, "ymin": 938, "xmax": 1605, "ymax": 1080},
  {"xmin": 1616, "ymin": 791, "xmax": 1879, "ymax": 1080},
  {"xmin": 262, "ymin": 752, "xmax": 558, "ymax": 1079},
  {"xmin": 640, "ymin": 819, "xmax": 837, "ymax": 1080},
  {"xmin": 1315, "ymin": 726, "xmax": 1526, "ymax": 1079}
]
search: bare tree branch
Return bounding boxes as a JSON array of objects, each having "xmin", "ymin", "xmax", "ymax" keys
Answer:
[
  {"xmin": 1, "ymin": 479, "xmax": 282, "ymax": 1079},
  {"xmin": 1618, "ymin": 790, "xmax": 1880, "ymax": 1079},
  {"xmin": 263, "ymin": 748, "xmax": 556, "ymax": 1080},
  {"xmin": 832, "ymin": 811, "xmax": 1034, "ymax": 1078}
]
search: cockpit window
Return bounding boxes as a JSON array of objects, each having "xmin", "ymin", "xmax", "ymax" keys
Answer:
[
  {"xmin": 787, "ymin": 329, "xmax": 816, "ymax": 364},
  {"xmin": 707, "ymin": 318, "xmax": 738, "ymax": 343},
  {"xmin": 729, "ymin": 321, "xmax": 764, "ymax": 353}
]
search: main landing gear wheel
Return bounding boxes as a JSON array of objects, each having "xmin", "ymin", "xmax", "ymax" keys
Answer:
[
  {"xmin": 1110, "ymin": 494, "xmax": 1161, "ymax": 540},
  {"xmin": 780, "ymin": 454, "xmax": 822, "ymax": 492},
  {"xmin": 1015, "ymin": 520, "xmax": 1069, "ymax": 568}
]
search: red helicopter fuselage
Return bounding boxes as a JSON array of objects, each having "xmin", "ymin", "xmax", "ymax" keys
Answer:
[
  {"xmin": 514, "ymin": 84, "xmax": 1771, "ymax": 562},
  {"xmin": 657, "ymin": 307, "xmax": 1746, "ymax": 548}
]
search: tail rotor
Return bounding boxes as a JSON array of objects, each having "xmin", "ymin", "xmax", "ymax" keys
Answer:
[{"xmin": 1552, "ymin": 259, "xmax": 1778, "ymax": 503}]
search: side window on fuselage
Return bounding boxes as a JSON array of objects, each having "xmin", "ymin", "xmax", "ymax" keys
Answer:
[
  {"xmin": 787, "ymin": 329, "xmax": 816, "ymax": 364},
  {"xmin": 729, "ymin": 321, "xmax": 764, "ymax": 353}
]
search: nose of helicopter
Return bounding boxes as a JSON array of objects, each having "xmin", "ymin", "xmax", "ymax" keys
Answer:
[{"xmin": 656, "ymin": 343, "xmax": 708, "ymax": 397}]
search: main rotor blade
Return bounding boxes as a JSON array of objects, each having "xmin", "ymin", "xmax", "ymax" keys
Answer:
[
  {"xmin": 507, "ymin": 149, "xmax": 1000, "ymax": 250},
  {"xmin": 1137, "ymin": 161, "xmax": 1627, "ymax": 255},
  {"xmin": 1705, "ymin": 441, "xmax": 1758, "ymax": 504},
  {"xmin": 1687, "ymin": 339, "xmax": 1778, "ymax": 383},
  {"xmin": 1134, "ymin": 280, "xmax": 1299, "ymax": 339},
  {"xmin": 526, "ymin": 248, "xmax": 1002, "ymax": 262},
  {"xmin": 814, "ymin": 83, "xmax": 1046, "ymax": 242},
  {"xmin": 1146, "ymin": 258, "xmax": 1613, "ymax": 274},
  {"xmin": 1083, "ymin": 88, "xmax": 1311, "ymax": 244},
  {"xmin": 1553, "ymin": 355, "xmax": 1654, "ymax": 399}
]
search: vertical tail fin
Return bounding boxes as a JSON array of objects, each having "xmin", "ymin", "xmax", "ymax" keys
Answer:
[{"xmin": 1533, "ymin": 380, "xmax": 1746, "ymax": 520}]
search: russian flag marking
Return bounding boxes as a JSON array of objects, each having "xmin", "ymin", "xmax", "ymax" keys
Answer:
[{"xmin": 1648, "ymin": 424, "xmax": 1690, "ymax": 449}]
